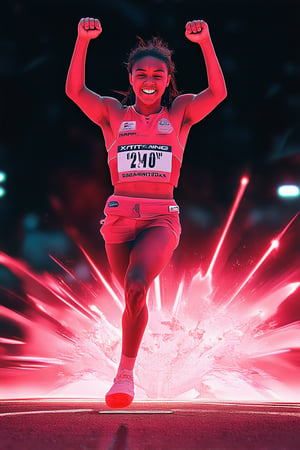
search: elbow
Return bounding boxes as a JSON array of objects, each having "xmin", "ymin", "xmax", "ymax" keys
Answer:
[
  {"xmin": 221, "ymin": 86, "xmax": 227, "ymax": 101},
  {"xmin": 217, "ymin": 85, "xmax": 227, "ymax": 104},
  {"xmin": 65, "ymin": 82, "xmax": 75, "ymax": 100},
  {"xmin": 65, "ymin": 83, "xmax": 82, "ymax": 102},
  {"xmin": 209, "ymin": 82, "xmax": 227, "ymax": 105},
  {"xmin": 65, "ymin": 82, "xmax": 72, "ymax": 98},
  {"xmin": 65, "ymin": 75, "xmax": 81, "ymax": 100},
  {"xmin": 219, "ymin": 80, "xmax": 227, "ymax": 100}
]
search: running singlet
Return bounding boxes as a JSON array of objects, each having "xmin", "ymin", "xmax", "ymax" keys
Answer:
[{"xmin": 107, "ymin": 106, "xmax": 184, "ymax": 187}]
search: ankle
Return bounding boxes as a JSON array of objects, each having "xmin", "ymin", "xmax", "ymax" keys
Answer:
[
  {"xmin": 116, "ymin": 369, "xmax": 134, "ymax": 381},
  {"xmin": 118, "ymin": 354, "xmax": 136, "ymax": 373}
]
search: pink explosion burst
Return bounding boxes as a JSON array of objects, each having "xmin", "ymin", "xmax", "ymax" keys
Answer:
[{"xmin": 0, "ymin": 177, "xmax": 299, "ymax": 402}]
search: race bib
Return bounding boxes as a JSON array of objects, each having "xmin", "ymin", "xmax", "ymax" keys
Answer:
[{"xmin": 117, "ymin": 144, "xmax": 172, "ymax": 181}]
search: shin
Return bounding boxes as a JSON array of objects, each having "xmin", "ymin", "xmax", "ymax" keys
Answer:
[{"xmin": 121, "ymin": 271, "xmax": 148, "ymax": 358}]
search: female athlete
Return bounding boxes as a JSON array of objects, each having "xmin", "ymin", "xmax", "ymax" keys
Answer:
[{"xmin": 66, "ymin": 17, "xmax": 227, "ymax": 408}]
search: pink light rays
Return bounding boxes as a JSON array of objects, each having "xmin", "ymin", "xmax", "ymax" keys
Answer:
[
  {"xmin": 223, "ymin": 212, "xmax": 299, "ymax": 310},
  {"xmin": 0, "ymin": 176, "xmax": 299, "ymax": 401}
]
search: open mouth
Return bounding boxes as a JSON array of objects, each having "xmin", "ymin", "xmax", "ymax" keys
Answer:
[{"xmin": 142, "ymin": 89, "xmax": 156, "ymax": 95}]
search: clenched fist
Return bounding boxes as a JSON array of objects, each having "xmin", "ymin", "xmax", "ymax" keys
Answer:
[
  {"xmin": 78, "ymin": 17, "xmax": 102, "ymax": 40},
  {"xmin": 185, "ymin": 20, "xmax": 210, "ymax": 44}
]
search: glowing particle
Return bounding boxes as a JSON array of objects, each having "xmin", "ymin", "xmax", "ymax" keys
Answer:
[
  {"xmin": 271, "ymin": 239, "xmax": 279, "ymax": 249},
  {"xmin": 241, "ymin": 176, "xmax": 249, "ymax": 186}
]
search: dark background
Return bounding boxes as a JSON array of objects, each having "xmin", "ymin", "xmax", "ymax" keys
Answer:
[{"xmin": 0, "ymin": 0, "xmax": 299, "ymax": 275}]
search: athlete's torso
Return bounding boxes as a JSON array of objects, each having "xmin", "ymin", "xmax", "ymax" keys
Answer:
[{"xmin": 102, "ymin": 106, "xmax": 188, "ymax": 198}]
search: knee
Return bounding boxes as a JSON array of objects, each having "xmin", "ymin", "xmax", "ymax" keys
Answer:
[{"xmin": 124, "ymin": 274, "xmax": 147, "ymax": 317}]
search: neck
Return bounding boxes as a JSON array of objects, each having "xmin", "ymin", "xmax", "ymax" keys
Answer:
[{"xmin": 134, "ymin": 100, "xmax": 162, "ymax": 116}]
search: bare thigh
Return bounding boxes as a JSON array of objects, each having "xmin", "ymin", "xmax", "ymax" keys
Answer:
[
  {"xmin": 105, "ymin": 241, "xmax": 133, "ymax": 286},
  {"xmin": 105, "ymin": 226, "xmax": 177, "ymax": 289}
]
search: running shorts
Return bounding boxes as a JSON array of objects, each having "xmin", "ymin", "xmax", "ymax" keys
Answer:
[{"xmin": 100, "ymin": 194, "xmax": 181, "ymax": 247}]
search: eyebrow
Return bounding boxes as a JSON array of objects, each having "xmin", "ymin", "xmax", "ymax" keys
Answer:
[{"xmin": 134, "ymin": 68, "xmax": 165, "ymax": 72}]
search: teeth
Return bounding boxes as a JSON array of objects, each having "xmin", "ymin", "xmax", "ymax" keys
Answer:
[{"xmin": 142, "ymin": 89, "xmax": 156, "ymax": 94}]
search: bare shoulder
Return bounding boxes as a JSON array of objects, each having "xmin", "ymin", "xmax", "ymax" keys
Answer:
[
  {"xmin": 101, "ymin": 96, "xmax": 127, "ymax": 128},
  {"xmin": 102, "ymin": 96, "xmax": 125, "ymax": 116},
  {"xmin": 169, "ymin": 94, "xmax": 195, "ymax": 127}
]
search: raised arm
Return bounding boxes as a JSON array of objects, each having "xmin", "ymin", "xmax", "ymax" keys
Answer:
[
  {"xmin": 175, "ymin": 20, "xmax": 227, "ymax": 126},
  {"xmin": 66, "ymin": 17, "xmax": 121, "ymax": 125}
]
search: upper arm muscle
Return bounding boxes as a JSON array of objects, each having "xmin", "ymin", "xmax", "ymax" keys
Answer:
[
  {"xmin": 184, "ymin": 89, "xmax": 220, "ymax": 125},
  {"xmin": 68, "ymin": 87, "xmax": 122, "ymax": 126},
  {"xmin": 172, "ymin": 90, "xmax": 225, "ymax": 129}
]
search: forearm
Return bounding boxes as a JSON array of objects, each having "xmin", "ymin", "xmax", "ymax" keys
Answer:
[
  {"xmin": 65, "ymin": 37, "xmax": 90, "ymax": 97},
  {"xmin": 199, "ymin": 37, "xmax": 227, "ymax": 98}
]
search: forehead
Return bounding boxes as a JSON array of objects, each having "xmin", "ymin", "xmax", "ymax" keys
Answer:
[{"xmin": 132, "ymin": 56, "xmax": 168, "ymax": 72}]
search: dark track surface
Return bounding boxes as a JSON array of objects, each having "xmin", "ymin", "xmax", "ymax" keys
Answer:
[{"xmin": 1, "ymin": 400, "xmax": 300, "ymax": 449}]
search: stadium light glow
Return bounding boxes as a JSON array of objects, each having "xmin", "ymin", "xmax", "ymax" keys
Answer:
[
  {"xmin": 0, "ymin": 171, "xmax": 7, "ymax": 183},
  {"xmin": 0, "ymin": 187, "xmax": 6, "ymax": 197},
  {"xmin": 277, "ymin": 185, "xmax": 300, "ymax": 198}
]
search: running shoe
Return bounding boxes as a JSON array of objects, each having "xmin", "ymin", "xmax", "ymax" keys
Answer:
[{"xmin": 105, "ymin": 370, "xmax": 134, "ymax": 408}]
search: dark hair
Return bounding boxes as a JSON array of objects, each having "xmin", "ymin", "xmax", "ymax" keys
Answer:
[{"xmin": 118, "ymin": 36, "xmax": 180, "ymax": 108}]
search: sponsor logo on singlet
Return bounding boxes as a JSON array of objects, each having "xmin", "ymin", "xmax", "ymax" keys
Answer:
[
  {"xmin": 157, "ymin": 118, "xmax": 173, "ymax": 134},
  {"xmin": 118, "ymin": 144, "xmax": 171, "ymax": 152},
  {"xmin": 119, "ymin": 132, "xmax": 136, "ymax": 137},
  {"xmin": 117, "ymin": 144, "xmax": 172, "ymax": 179},
  {"xmin": 108, "ymin": 201, "xmax": 119, "ymax": 207},
  {"xmin": 119, "ymin": 121, "xmax": 136, "ymax": 132}
]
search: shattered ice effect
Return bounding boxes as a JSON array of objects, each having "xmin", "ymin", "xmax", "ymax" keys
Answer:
[{"xmin": 0, "ymin": 178, "xmax": 299, "ymax": 401}]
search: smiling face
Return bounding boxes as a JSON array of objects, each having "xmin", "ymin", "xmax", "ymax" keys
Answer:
[{"xmin": 129, "ymin": 56, "xmax": 171, "ymax": 113}]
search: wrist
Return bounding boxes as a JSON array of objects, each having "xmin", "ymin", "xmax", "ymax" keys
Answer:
[
  {"xmin": 197, "ymin": 36, "xmax": 212, "ymax": 48},
  {"xmin": 76, "ymin": 35, "xmax": 91, "ymax": 46}
]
